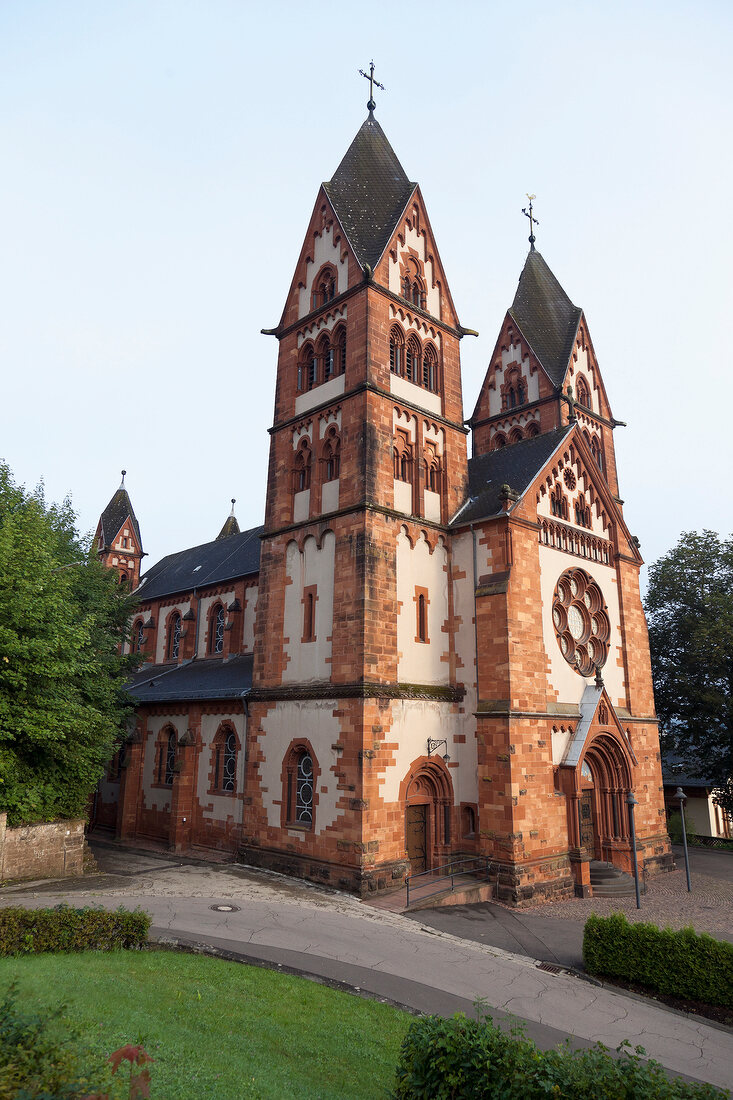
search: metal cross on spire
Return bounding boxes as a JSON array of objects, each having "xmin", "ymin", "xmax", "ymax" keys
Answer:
[
  {"xmin": 359, "ymin": 60, "xmax": 384, "ymax": 115},
  {"xmin": 522, "ymin": 194, "xmax": 539, "ymax": 250}
]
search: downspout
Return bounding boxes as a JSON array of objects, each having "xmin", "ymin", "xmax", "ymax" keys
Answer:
[{"xmin": 470, "ymin": 525, "xmax": 481, "ymax": 707}]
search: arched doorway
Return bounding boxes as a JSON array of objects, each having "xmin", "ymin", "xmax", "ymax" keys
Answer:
[
  {"xmin": 580, "ymin": 733, "xmax": 633, "ymax": 866},
  {"xmin": 403, "ymin": 759, "xmax": 453, "ymax": 875}
]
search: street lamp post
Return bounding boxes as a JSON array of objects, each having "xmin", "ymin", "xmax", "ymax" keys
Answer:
[
  {"xmin": 626, "ymin": 791, "xmax": 642, "ymax": 910},
  {"xmin": 674, "ymin": 786, "xmax": 692, "ymax": 892}
]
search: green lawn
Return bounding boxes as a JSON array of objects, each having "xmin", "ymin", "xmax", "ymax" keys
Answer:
[{"xmin": 0, "ymin": 949, "xmax": 411, "ymax": 1099}]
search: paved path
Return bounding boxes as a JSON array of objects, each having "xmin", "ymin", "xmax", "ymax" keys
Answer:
[
  {"xmin": 408, "ymin": 846, "xmax": 733, "ymax": 969},
  {"xmin": 1, "ymin": 844, "xmax": 731, "ymax": 1092}
]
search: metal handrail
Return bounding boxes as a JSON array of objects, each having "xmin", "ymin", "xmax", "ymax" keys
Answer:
[{"xmin": 405, "ymin": 855, "xmax": 491, "ymax": 908}]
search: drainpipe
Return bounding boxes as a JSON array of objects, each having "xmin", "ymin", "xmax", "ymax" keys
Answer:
[{"xmin": 470, "ymin": 525, "xmax": 481, "ymax": 705}]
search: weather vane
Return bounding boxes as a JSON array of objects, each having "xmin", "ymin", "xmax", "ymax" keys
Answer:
[
  {"xmin": 359, "ymin": 60, "xmax": 384, "ymax": 114},
  {"xmin": 522, "ymin": 194, "xmax": 539, "ymax": 250}
]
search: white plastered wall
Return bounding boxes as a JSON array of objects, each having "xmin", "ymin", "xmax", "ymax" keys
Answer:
[
  {"xmin": 154, "ymin": 601, "xmax": 191, "ymax": 664},
  {"xmin": 297, "ymin": 225, "xmax": 348, "ymax": 317},
  {"xmin": 282, "ymin": 532, "xmax": 335, "ymax": 683},
  {"xmin": 381, "ymin": 700, "xmax": 473, "ymax": 803},
  {"xmin": 387, "ymin": 217, "xmax": 441, "ymax": 318},
  {"xmin": 539, "ymin": 545, "xmax": 625, "ymax": 717},
  {"xmin": 396, "ymin": 529, "xmax": 449, "ymax": 685},
  {"xmin": 568, "ymin": 344, "xmax": 597, "ymax": 412},
  {"xmin": 196, "ymin": 711, "xmax": 246, "ymax": 822},
  {"xmin": 259, "ymin": 701, "xmax": 342, "ymax": 832},
  {"xmin": 295, "ymin": 374, "xmax": 346, "ymax": 418},
  {"xmin": 488, "ymin": 343, "xmax": 539, "ymax": 417}
]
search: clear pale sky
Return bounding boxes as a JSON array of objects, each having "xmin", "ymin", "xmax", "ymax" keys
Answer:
[{"xmin": 1, "ymin": 1, "xmax": 731, "ymax": 584}]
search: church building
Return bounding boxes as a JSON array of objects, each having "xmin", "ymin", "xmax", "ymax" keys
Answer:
[{"xmin": 92, "ymin": 100, "xmax": 672, "ymax": 904}]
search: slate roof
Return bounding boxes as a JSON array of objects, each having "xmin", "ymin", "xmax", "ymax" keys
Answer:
[
  {"xmin": 661, "ymin": 752, "xmax": 714, "ymax": 790},
  {"xmin": 451, "ymin": 426, "xmax": 572, "ymax": 527},
  {"xmin": 126, "ymin": 654, "xmax": 253, "ymax": 703},
  {"xmin": 98, "ymin": 488, "xmax": 142, "ymax": 552},
  {"xmin": 509, "ymin": 250, "xmax": 582, "ymax": 387},
  {"xmin": 217, "ymin": 513, "xmax": 241, "ymax": 540},
  {"xmin": 324, "ymin": 114, "xmax": 416, "ymax": 270},
  {"xmin": 134, "ymin": 525, "xmax": 263, "ymax": 602}
]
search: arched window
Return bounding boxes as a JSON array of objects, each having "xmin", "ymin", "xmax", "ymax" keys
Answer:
[
  {"xmin": 167, "ymin": 612, "xmax": 181, "ymax": 660},
  {"xmin": 318, "ymin": 334, "xmax": 333, "ymax": 382},
  {"xmin": 311, "ymin": 267, "xmax": 336, "ymax": 310},
  {"xmin": 526, "ymin": 421, "xmax": 540, "ymax": 438},
  {"xmin": 334, "ymin": 326, "xmax": 346, "ymax": 375},
  {"xmin": 591, "ymin": 435, "xmax": 604, "ymax": 472},
  {"xmin": 119, "ymin": 572, "xmax": 128, "ymax": 586},
  {"xmin": 424, "ymin": 444, "xmax": 441, "ymax": 493},
  {"xmin": 322, "ymin": 426, "xmax": 340, "ymax": 482},
  {"xmin": 422, "ymin": 345, "xmax": 438, "ymax": 392},
  {"xmin": 417, "ymin": 592, "xmax": 427, "ymax": 642},
  {"xmin": 493, "ymin": 433, "xmax": 507, "ymax": 449},
  {"xmin": 462, "ymin": 805, "xmax": 476, "ymax": 837},
  {"xmin": 297, "ymin": 344, "xmax": 316, "ymax": 392},
  {"xmin": 209, "ymin": 602, "xmax": 225, "ymax": 655},
  {"xmin": 293, "ymin": 440, "xmax": 312, "ymax": 493},
  {"xmin": 157, "ymin": 726, "xmax": 177, "ymax": 785},
  {"xmin": 576, "ymin": 376, "xmax": 591, "ymax": 409},
  {"xmin": 389, "ymin": 327, "xmax": 404, "ymax": 375},
  {"xmin": 502, "ymin": 368, "xmax": 526, "ymax": 411},
  {"xmin": 131, "ymin": 619, "xmax": 145, "ymax": 653},
  {"xmin": 405, "ymin": 335, "xmax": 420, "ymax": 383},
  {"xmin": 213, "ymin": 724, "xmax": 237, "ymax": 794},
  {"xmin": 509, "ymin": 427, "xmax": 524, "ymax": 444},
  {"xmin": 393, "ymin": 432, "xmax": 412, "ymax": 481},
  {"xmin": 285, "ymin": 747, "xmax": 315, "ymax": 828}
]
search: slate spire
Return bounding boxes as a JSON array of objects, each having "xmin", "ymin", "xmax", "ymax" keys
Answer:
[
  {"xmin": 97, "ymin": 470, "xmax": 143, "ymax": 553},
  {"xmin": 509, "ymin": 250, "xmax": 582, "ymax": 387},
  {"xmin": 217, "ymin": 499, "xmax": 241, "ymax": 540},
  {"xmin": 323, "ymin": 116, "xmax": 416, "ymax": 270}
]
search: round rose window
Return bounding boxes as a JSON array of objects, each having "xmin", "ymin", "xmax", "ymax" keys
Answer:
[{"xmin": 552, "ymin": 568, "xmax": 609, "ymax": 676}]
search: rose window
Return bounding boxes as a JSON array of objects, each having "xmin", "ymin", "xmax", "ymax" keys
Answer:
[{"xmin": 552, "ymin": 568, "xmax": 609, "ymax": 676}]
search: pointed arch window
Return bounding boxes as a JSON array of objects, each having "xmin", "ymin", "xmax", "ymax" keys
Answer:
[
  {"xmin": 509, "ymin": 427, "xmax": 524, "ymax": 444},
  {"xmin": 317, "ymin": 334, "xmax": 333, "ymax": 382},
  {"xmin": 591, "ymin": 435, "xmax": 604, "ymax": 472},
  {"xmin": 393, "ymin": 431, "xmax": 413, "ymax": 482},
  {"xmin": 422, "ymin": 345, "xmax": 438, "ymax": 392},
  {"xmin": 492, "ymin": 433, "xmax": 507, "ymax": 450},
  {"xmin": 167, "ymin": 612, "xmax": 181, "ymax": 660},
  {"xmin": 131, "ymin": 618, "xmax": 145, "ymax": 654},
  {"xmin": 297, "ymin": 344, "xmax": 316, "ymax": 392},
  {"xmin": 311, "ymin": 267, "xmax": 336, "ymax": 310},
  {"xmin": 334, "ymin": 326, "xmax": 346, "ymax": 376},
  {"xmin": 424, "ymin": 443, "xmax": 441, "ymax": 494},
  {"xmin": 157, "ymin": 726, "xmax": 177, "ymax": 785},
  {"xmin": 414, "ymin": 586, "xmax": 429, "ymax": 643},
  {"xmin": 213, "ymin": 724, "xmax": 237, "ymax": 794},
  {"xmin": 209, "ymin": 602, "xmax": 225, "ymax": 655},
  {"xmin": 576, "ymin": 376, "xmax": 591, "ymax": 409},
  {"xmin": 285, "ymin": 745, "xmax": 316, "ymax": 828}
]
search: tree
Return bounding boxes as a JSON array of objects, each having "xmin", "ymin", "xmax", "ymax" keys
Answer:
[
  {"xmin": 0, "ymin": 463, "xmax": 140, "ymax": 826},
  {"xmin": 645, "ymin": 530, "xmax": 733, "ymax": 816}
]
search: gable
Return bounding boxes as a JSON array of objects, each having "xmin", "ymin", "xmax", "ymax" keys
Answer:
[
  {"xmin": 471, "ymin": 311, "xmax": 553, "ymax": 426},
  {"xmin": 561, "ymin": 315, "xmax": 615, "ymax": 423},
  {"xmin": 382, "ymin": 188, "xmax": 460, "ymax": 329},
  {"xmin": 278, "ymin": 188, "xmax": 353, "ymax": 330}
]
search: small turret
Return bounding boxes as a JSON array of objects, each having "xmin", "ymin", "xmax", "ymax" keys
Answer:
[
  {"xmin": 216, "ymin": 499, "xmax": 241, "ymax": 540},
  {"xmin": 95, "ymin": 470, "xmax": 144, "ymax": 588}
]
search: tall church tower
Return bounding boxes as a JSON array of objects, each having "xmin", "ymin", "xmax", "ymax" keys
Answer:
[
  {"xmin": 243, "ymin": 104, "xmax": 472, "ymax": 892},
  {"xmin": 95, "ymin": 471, "xmax": 144, "ymax": 588}
]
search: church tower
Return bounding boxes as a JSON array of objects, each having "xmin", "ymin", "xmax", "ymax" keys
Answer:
[
  {"xmin": 243, "ymin": 100, "xmax": 472, "ymax": 893},
  {"xmin": 95, "ymin": 471, "xmax": 144, "ymax": 588}
]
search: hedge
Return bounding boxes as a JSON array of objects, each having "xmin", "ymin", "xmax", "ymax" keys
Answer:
[
  {"xmin": 0, "ymin": 905, "xmax": 150, "ymax": 955},
  {"xmin": 391, "ymin": 1011, "xmax": 727, "ymax": 1099},
  {"xmin": 583, "ymin": 913, "xmax": 733, "ymax": 1009}
]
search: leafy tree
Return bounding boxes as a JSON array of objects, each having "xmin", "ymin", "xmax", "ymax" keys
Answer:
[
  {"xmin": 0, "ymin": 463, "xmax": 140, "ymax": 826},
  {"xmin": 645, "ymin": 530, "xmax": 733, "ymax": 816}
]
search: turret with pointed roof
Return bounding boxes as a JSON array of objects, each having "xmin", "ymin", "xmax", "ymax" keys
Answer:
[
  {"xmin": 95, "ymin": 470, "xmax": 144, "ymax": 588},
  {"xmin": 216, "ymin": 499, "xmax": 241, "ymax": 541}
]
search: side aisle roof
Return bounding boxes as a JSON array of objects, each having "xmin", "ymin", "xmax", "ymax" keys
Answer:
[{"xmin": 134, "ymin": 525, "xmax": 263, "ymax": 603}]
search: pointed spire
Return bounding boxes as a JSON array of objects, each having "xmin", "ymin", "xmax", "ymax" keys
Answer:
[
  {"xmin": 323, "ymin": 116, "xmax": 416, "ymax": 270},
  {"xmin": 98, "ymin": 471, "xmax": 142, "ymax": 553},
  {"xmin": 509, "ymin": 251, "xmax": 582, "ymax": 387},
  {"xmin": 217, "ymin": 499, "xmax": 241, "ymax": 541}
]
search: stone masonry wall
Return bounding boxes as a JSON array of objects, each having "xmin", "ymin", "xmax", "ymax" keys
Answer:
[{"xmin": 0, "ymin": 814, "xmax": 87, "ymax": 883}]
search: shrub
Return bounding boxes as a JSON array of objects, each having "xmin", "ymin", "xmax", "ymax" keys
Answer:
[
  {"xmin": 667, "ymin": 811, "xmax": 696, "ymax": 845},
  {"xmin": 583, "ymin": 912, "xmax": 733, "ymax": 1009},
  {"xmin": 0, "ymin": 906, "xmax": 150, "ymax": 956},
  {"xmin": 0, "ymin": 982, "xmax": 104, "ymax": 1098},
  {"xmin": 391, "ymin": 1010, "xmax": 727, "ymax": 1098}
]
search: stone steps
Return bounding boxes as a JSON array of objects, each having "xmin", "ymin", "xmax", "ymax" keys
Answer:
[{"xmin": 589, "ymin": 860, "xmax": 644, "ymax": 897}]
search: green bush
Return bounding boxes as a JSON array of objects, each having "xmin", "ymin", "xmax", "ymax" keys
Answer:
[
  {"xmin": 583, "ymin": 912, "xmax": 733, "ymax": 1009},
  {"xmin": 0, "ymin": 906, "xmax": 150, "ymax": 956},
  {"xmin": 667, "ymin": 811, "xmax": 696, "ymax": 845},
  {"xmin": 391, "ymin": 1010, "xmax": 727, "ymax": 1099},
  {"xmin": 0, "ymin": 982, "xmax": 108, "ymax": 1099}
]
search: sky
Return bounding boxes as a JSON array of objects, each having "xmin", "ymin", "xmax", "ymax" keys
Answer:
[{"xmin": 1, "ymin": 0, "xmax": 731, "ymax": 585}]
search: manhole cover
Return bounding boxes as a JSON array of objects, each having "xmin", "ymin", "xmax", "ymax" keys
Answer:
[{"xmin": 210, "ymin": 904, "xmax": 241, "ymax": 913}]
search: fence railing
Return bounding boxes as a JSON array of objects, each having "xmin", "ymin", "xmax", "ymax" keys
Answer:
[{"xmin": 405, "ymin": 856, "xmax": 492, "ymax": 908}]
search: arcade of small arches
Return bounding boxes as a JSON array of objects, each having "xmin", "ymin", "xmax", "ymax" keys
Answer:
[
  {"xmin": 310, "ymin": 265, "xmax": 337, "ymax": 312},
  {"xmin": 389, "ymin": 326, "xmax": 440, "ymax": 393},
  {"xmin": 297, "ymin": 324, "xmax": 347, "ymax": 393},
  {"xmin": 491, "ymin": 420, "xmax": 540, "ymax": 449},
  {"xmin": 293, "ymin": 425, "xmax": 342, "ymax": 494}
]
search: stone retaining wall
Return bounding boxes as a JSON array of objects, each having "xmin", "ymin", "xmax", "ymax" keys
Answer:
[{"xmin": 0, "ymin": 814, "xmax": 87, "ymax": 883}]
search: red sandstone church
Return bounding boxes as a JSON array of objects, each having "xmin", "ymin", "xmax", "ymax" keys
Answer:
[{"xmin": 91, "ymin": 105, "xmax": 672, "ymax": 904}]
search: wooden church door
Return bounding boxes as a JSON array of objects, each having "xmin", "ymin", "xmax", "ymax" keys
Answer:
[{"xmin": 406, "ymin": 804, "xmax": 428, "ymax": 874}]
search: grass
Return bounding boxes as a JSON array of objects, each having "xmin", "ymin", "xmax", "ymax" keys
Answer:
[{"xmin": 0, "ymin": 949, "xmax": 411, "ymax": 1099}]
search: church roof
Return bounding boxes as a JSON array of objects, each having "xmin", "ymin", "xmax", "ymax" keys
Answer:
[
  {"xmin": 324, "ymin": 115, "xmax": 416, "ymax": 270},
  {"xmin": 452, "ymin": 426, "xmax": 572, "ymax": 527},
  {"xmin": 216, "ymin": 507, "xmax": 240, "ymax": 541},
  {"xmin": 509, "ymin": 250, "xmax": 582, "ymax": 386},
  {"xmin": 127, "ymin": 654, "xmax": 253, "ymax": 703},
  {"xmin": 135, "ymin": 525, "xmax": 262, "ymax": 602},
  {"xmin": 98, "ymin": 486, "xmax": 142, "ymax": 552}
]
